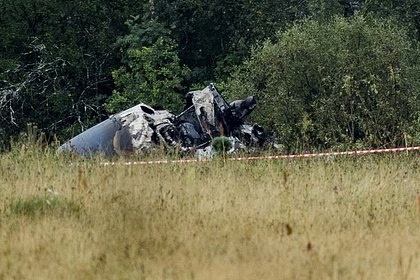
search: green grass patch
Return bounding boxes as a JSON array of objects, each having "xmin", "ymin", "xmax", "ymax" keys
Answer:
[{"xmin": 9, "ymin": 195, "xmax": 82, "ymax": 218}]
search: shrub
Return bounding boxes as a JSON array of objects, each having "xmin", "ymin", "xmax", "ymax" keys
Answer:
[
  {"xmin": 106, "ymin": 37, "xmax": 189, "ymax": 114},
  {"xmin": 226, "ymin": 16, "xmax": 420, "ymax": 151},
  {"xmin": 212, "ymin": 136, "xmax": 233, "ymax": 154}
]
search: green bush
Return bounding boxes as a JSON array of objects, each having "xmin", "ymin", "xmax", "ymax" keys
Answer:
[
  {"xmin": 212, "ymin": 136, "xmax": 233, "ymax": 154},
  {"xmin": 106, "ymin": 37, "xmax": 189, "ymax": 114},
  {"xmin": 226, "ymin": 16, "xmax": 420, "ymax": 151}
]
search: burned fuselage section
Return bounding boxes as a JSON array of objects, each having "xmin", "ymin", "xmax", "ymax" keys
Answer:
[{"xmin": 59, "ymin": 84, "xmax": 271, "ymax": 157}]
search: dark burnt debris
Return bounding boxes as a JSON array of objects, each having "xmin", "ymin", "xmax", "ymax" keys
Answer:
[{"xmin": 58, "ymin": 84, "xmax": 276, "ymax": 158}]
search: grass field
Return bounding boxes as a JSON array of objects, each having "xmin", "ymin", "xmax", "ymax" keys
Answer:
[{"xmin": 0, "ymin": 146, "xmax": 419, "ymax": 279}]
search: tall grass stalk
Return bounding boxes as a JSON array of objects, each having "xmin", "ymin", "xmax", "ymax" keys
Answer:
[{"xmin": 0, "ymin": 146, "xmax": 419, "ymax": 279}]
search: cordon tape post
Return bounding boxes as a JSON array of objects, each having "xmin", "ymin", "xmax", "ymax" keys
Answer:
[{"xmin": 101, "ymin": 145, "xmax": 420, "ymax": 166}]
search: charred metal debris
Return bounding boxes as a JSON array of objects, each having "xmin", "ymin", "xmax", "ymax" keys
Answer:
[{"xmin": 59, "ymin": 84, "xmax": 276, "ymax": 158}]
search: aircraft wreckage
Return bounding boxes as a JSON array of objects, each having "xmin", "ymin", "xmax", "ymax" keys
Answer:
[{"xmin": 58, "ymin": 84, "xmax": 275, "ymax": 157}]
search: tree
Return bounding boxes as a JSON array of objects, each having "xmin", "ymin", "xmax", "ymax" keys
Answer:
[
  {"xmin": 147, "ymin": 0, "xmax": 310, "ymax": 85},
  {"xmin": 226, "ymin": 16, "xmax": 420, "ymax": 151},
  {"xmin": 106, "ymin": 36, "xmax": 189, "ymax": 114},
  {"xmin": 361, "ymin": 0, "xmax": 420, "ymax": 40},
  {"xmin": 1, "ymin": 0, "xmax": 419, "ymax": 149},
  {"xmin": 0, "ymin": 0, "xmax": 146, "ymax": 144}
]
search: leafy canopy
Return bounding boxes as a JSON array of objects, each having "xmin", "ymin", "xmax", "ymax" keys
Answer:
[
  {"xmin": 106, "ymin": 37, "xmax": 189, "ymax": 114},
  {"xmin": 226, "ymin": 16, "xmax": 420, "ymax": 151}
]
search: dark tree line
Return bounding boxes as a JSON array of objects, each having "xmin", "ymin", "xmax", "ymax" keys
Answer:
[{"xmin": 0, "ymin": 0, "xmax": 419, "ymax": 150}]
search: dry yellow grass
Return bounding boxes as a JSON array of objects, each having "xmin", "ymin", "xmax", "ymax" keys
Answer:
[{"xmin": 0, "ymin": 146, "xmax": 419, "ymax": 279}]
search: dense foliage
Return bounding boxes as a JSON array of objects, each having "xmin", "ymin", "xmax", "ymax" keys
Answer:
[
  {"xmin": 0, "ymin": 0, "xmax": 419, "ymax": 150},
  {"xmin": 226, "ymin": 16, "xmax": 420, "ymax": 151},
  {"xmin": 106, "ymin": 37, "xmax": 189, "ymax": 114}
]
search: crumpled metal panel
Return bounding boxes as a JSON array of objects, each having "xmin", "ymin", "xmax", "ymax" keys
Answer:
[
  {"xmin": 59, "ymin": 104, "xmax": 160, "ymax": 156},
  {"xmin": 192, "ymin": 87, "xmax": 215, "ymax": 135},
  {"xmin": 59, "ymin": 84, "xmax": 270, "ymax": 157},
  {"xmin": 58, "ymin": 116, "xmax": 122, "ymax": 157}
]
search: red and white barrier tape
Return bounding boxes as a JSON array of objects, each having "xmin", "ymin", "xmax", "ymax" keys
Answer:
[{"xmin": 101, "ymin": 146, "xmax": 420, "ymax": 166}]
